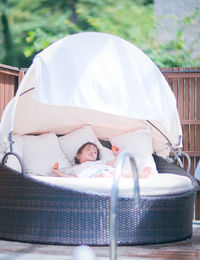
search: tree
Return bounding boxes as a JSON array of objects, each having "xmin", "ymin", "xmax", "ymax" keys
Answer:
[
  {"xmin": 0, "ymin": 0, "xmax": 14, "ymax": 65},
  {"xmin": 23, "ymin": 0, "xmax": 156, "ymax": 65},
  {"xmin": 0, "ymin": 0, "xmax": 199, "ymax": 68}
]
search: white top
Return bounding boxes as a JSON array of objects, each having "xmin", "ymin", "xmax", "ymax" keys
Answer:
[{"xmin": 72, "ymin": 160, "xmax": 114, "ymax": 178}]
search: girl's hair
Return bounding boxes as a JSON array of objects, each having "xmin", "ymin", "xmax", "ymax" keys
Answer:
[{"xmin": 75, "ymin": 142, "xmax": 100, "ymax": 164}]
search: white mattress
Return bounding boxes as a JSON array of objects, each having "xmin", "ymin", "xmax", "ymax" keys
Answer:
[{"xmin": 32, "ymin": 173, "xmax": 192, "ymax": 197}]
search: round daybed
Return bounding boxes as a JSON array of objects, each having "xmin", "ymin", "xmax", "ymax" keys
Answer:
[
  {"xmin": 0, "ymin": 32, "xmax": 198, "ymax": 245},
  {"xmin": 0, "ymin": 153, "xmax": 198, "ymax": 245}
]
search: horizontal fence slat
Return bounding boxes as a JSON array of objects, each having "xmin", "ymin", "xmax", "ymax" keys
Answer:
[
  {"xmin": 0, "ymin": 69, "xmax": 19, "ymax": 77},
  {"xmin": 0, "ymin": 63, "xmax": 19, "ymax": 71},
  {"xmin": 181, "ymin": 120, "xmax": 200, "ymax": 124},
  {"xmin": 184, "ymin": 151, "xmax": 200, "ymax": 157},
  {"xmin": 162, "ymin": 72, "xmax": 200, "ymax": 78}
]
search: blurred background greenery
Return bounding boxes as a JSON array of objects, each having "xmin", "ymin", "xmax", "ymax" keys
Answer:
[{"xmin": 0, "ymin": 0, "xmax": 200, "ymax": 68}]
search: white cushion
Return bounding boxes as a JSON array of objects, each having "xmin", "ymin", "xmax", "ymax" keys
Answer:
[
  {"xmin": 109, "ymin": 127, "xmax": 158, "ymax": 175},
  {"xmin": 32, "ymin": 174, "xmax": 193, "ymax": 197},
  {"xmin": 5, "ymin": 135, "xmax": 24, "ymax": 172},
  {"xmin": 22, "ymin": 133, "xmax": 71, "ymax": 176},
  {"xmin": 58, "ymin": 125, "xmax": 115, "ymax": 164}
]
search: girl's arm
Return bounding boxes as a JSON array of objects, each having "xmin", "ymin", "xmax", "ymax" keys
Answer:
[
  {"xmin": 106, "ymin": 146, "xmax": 120, "ymax": 167},
  {"xmin": 52, "ymin": 163, "xmax": 76, "ymax": 177}
]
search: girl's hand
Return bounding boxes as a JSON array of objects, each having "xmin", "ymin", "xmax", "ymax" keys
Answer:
[
  {"xmin": 52, "ymin": 163, "xmax": 74, "ymax": 178},
  {"xmin": 54, "ymin": 162, "xmax": 59, "ymax": 169},
  {"xmin": 112, "ymin": 145, "xmax": 120, "ymax": 156},
  {"xmin": 52, "ymin": 162, "xmax": 63, "ymax": 177}
]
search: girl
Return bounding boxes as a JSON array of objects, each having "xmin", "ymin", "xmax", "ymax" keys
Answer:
[{"xmin": 52, "ymin": 142, "xmax": 151, "ymax": 178}]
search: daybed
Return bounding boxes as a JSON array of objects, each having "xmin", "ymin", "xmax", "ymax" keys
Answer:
[
  {"xmin": 0, "ymin": 32, "xmax": 198, "ymax": 245},
  {"xmin": 0, "ymin": 150, "xmax": 197, "ymax": 245}
]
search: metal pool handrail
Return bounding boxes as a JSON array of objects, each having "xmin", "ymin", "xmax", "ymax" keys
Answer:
[{"xmin": 109, "ymin": 152, "xmax": 140, "ymax": 260}]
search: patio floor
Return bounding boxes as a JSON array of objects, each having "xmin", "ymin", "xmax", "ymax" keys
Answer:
[{"xmin": 0, "ymin": 222, "xmax": 200, "ymax": 260}]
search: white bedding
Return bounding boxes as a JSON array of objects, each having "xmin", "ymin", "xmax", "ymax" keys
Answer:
[{"xmin": 32, "ymin": 173, "xmax": 192, "ymax": 197}]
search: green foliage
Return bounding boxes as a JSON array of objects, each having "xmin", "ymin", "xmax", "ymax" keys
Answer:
[
  {"xmin": 22, "ymin": 0, "xmax": 156, "ymax": 64},
  {"xmin": 133, "ymin": 0, "xmax": 153, "ymax": 5},
  {"xmin": 0, "ymin": 0, "xmax": 199, "ymax": 67},
  {"xmin": 150, "ymin": 7, "xmax": 200, "ymax": 67}
]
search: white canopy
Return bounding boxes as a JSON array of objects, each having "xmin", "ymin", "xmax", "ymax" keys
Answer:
[{"xmin": 0, "ymin": 32, "xmax": 182, "ymax": 155}]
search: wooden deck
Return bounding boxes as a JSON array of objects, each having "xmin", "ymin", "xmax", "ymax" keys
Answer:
[{"xmin": 0, "ymin": 222, "xmax": 199, "ymax": 259}]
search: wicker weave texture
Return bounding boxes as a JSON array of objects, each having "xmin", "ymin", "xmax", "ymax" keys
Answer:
[{"xmin": 0, "ymin": 155, "xmax": 198, "ymax": 245}]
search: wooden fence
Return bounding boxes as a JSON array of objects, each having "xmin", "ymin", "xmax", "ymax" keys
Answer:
[
  {"xmin": 161, "ymin": 67, "xmax": 200, "ymax": 220},
  {"xmin": 161, "ymin": 67, "xmax": 200, "ymax": 175},
  {"xmin": 0, "ymin": 64, "xmax": 200, "ymax": 219},
  {"xmin": 0, "ymin": 64, "xmax": 25, "ymax": 119}
]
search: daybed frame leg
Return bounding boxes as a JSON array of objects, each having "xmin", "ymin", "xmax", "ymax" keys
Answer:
[{"xmin": 109, "ymin": 152, "xmax": 140, "ymax": 260}]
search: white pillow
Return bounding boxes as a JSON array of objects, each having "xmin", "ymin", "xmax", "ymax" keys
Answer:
[
  {"xmin": 4, "ymin": 135, "xmax": 24, "ymax": 172},
  {"xmin": 109, "ymin": 127, "xmax": 158, "ymax": 175},
  {"xmin": 58, "ymin": 125, "xmax": 115, "ymax": 164},
  {"xmin": 22, "ymin": 133, "xmax": 71, "ymax": 176}
]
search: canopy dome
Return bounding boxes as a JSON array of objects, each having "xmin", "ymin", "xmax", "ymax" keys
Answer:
[{"xmin": 0, "ymin": 32, "xmax": 182, "ymax": 155}]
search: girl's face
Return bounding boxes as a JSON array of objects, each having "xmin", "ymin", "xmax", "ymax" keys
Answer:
[{"xmin": 77, "ymin": 144, "xmax": 98, "ymax": 164}]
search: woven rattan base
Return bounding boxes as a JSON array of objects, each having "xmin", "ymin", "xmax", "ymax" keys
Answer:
[{"xmin": 0, "ymin": 156, "xmax": 198, "ymax": 245}]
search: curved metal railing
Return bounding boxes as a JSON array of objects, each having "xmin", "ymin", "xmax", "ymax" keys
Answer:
[
  {"xmin": 168, "ymin": 145, "xmax": 191, "ymax": 174},
  {"xmin": 109, "ymin": 152, "xmax": 140, "ymax": 260},
  {"xmin": 2, "ymin": 152, "xmax": 25, "ymax": 175}
]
